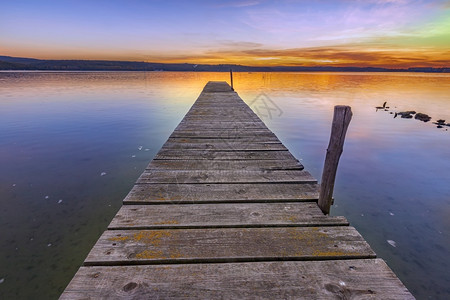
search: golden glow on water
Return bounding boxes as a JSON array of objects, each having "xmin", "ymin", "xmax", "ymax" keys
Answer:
[
  {"xmin": 231, "ymin": 72, "xmax": 450, "ymax": 121},
  {"xmin": 3, "ymin": 72, "xmax": 449, "ymax": 121},
  {"xmin": 0, "ymin": 71, "xmax": 449, "ymax": 299},
  {"xmin": 3, "ymin": 71, "xmax": 449, "ymax": 123}
]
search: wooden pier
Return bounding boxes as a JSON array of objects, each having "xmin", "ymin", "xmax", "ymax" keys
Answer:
[{"xmin": 61, "ymin": 82, "xmax": 413, "ymax": 299}]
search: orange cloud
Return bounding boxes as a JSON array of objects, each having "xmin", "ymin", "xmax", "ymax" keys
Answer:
[{"xmin": 140, "ymin": 45, "xmax": 450, "ymax": 68}]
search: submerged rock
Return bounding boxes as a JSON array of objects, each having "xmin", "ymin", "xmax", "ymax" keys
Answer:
[
  {"xmin": 398, "ymin": 111, "xmax": 416, "ymax": 118},
  {"xmin": 415, "ymin": 113, "xmax": 431, "ymax": 122},
  {"xmin": 387, "ymin": 240, "xmax": 397, "ymax": 247},
  {"xmin": 433, "ymin": 120, "xmax": 446, "ymax": 128}
]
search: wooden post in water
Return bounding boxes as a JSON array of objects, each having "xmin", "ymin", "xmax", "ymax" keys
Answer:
[
  {"xmin": 230, "ymin": 69, "xmax": 234, "ymax": 91},
  {"xmin": 318, "ymin": 105, "xmax": 352, "ymax": 215}
]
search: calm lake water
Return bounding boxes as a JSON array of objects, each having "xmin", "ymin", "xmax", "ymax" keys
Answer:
[{"xmin": 0, "ymin": 71, "xmax": 449, "ymax": 299}]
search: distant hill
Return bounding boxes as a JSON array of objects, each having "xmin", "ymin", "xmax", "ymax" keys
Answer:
[{"xmin": 0, "ymin": 55, "xmax": 448, "ymax": 73}]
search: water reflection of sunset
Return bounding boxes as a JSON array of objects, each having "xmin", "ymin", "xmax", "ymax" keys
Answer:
[
  {"xmin": 3, "ymin": 72, "xmax": 448, "ymax": 122},
  {"xmin": 1, "ymin": 71, "xmax": 449, "ymax": 299}
]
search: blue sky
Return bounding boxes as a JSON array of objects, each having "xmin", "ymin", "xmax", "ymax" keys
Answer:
[{"xmin": 1, "ymin": 0, "xmax": 449, "ymax": 67}]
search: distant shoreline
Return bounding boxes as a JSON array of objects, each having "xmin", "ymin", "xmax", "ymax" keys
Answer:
[
  {"xmin": 1, "ymin": 55, "xmax": 449, "ymax": 73},
  {"xmin": 2, "ymin": 70, "xmax": 450, "ymax": 75}
]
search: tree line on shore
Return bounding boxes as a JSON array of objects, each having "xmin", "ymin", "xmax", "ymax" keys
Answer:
[{"xmin": 1, "ymin": 55, "xmax": 448, "ymax": 73}]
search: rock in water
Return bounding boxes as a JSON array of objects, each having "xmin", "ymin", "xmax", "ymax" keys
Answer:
[
  {"xmin": 415, "ymin": 113, "xmax": 431, "ymax": 122},
  {"xmin": 387, "ymin": 240, "xmax": 397, "ymax": 247},
  {"xmin": 398, "ymin": 111, "xmax": 416, "ymax": 119}
]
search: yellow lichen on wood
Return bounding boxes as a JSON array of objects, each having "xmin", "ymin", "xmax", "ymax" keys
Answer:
[
  {"xmin": 285, "ymin": 216, "xmax": 298, "ymax": 223},
  {"xmin": 169, "ymin": 251, "xmax": 183, "ymax": 259},
  {"xmin": 288, "ymin": 228, "xmax": 326, "ymax": 241},
  {"xmin": 108, "ymin": 235, "xmax": 130, "ymax": 242},
  {"xmin": 153, "ymin": 220, "xmax": 179, "ymax": 225},
  {"xmin": 133, "ymin": 230, "xmax": 172, "ymax": 246},
  {"xmin": 135, "ymin": 250, "xmax": 165, "ymax": 259},
  {"xmin": 155, "ymin": 192, "xmax": 166, "ymax": 201}
]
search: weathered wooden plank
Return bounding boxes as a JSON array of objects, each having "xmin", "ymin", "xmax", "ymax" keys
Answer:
[
  {"xmin": 193, "ymin": 93, "xmax": 244, "ymax": 100},
  {"xmin": 154, "ymin": 150, "xmax": 298, "ymax": 160},
  {"xmin": 61, "ymin": 81, "xmax": 413, "ymax": 299},
  {"xmin": 188, "ymin": 99, "xmax": 246, "ymax": 103},
  {"xmin": 319, "ymin": 105, "xmax": 353, "ymax": 215},
  {"xmin": 169, "ymin": 130, "xmax": 277, "ymax": 138},
  {"xmin": 178, "ymin": 122, "xmax": 266, "ymax": 127},
  {"xmin": 201, "ymin": 81, "xmax": 234, "ymax": 92},
  {"xmin": 180, "ymin": 117, "xmax": 261, "ymax": 122},
  {"xmin": 136, "ymin": 169, "xmax": 316, "ymax": 184},
  {"xmin": 175, "ymin": 125, "xmax": 269, "ymax": 132},
  {"xmin": 184, "ymin": 105, "xmax": 256, "ymax": 111},
  {"xmin": 60, "ymin": 259, "xmax": 414, "ymax": 300},
  {"xmin": 186, "ymin": 108, "xmax": 253, "ymax": 113},
  {"xmin": 183, "ymin": 107, "xmax": 256, "ymax": 113},
  {"xmin": 108, "ymin": 203, "xmax": 348, "ymax": 229},
  {"xmin": 161, "ymin": 141, "xmax": 287, "ymax": 151},
  {"xmin": 172, "ymin": 129, "xmax": 274, "ymax": 135},
  {"xmin": 180, "ymin": 117, "xmax": 262, "ymax": 122},
  {"xmin": 165, "ymin": 137, "xmax": 282, "ymax": 143},
  {"xmin": 84, "ymin": 227, "xmax": 375, "ymax": 265},
  {"xmin": 145, "ymin": 159, "xmax": 304, "ymax": 171},
  {"xmin": 166, "ymin": 137, "xmax": 282, "ymax": 144},
  {"xmin": 183, "ymin": 112, "xmax": 255, "ymax": 117},
  {"xmin": 124, "ymin": 183, "xmax": 319, "ymax": 204}
]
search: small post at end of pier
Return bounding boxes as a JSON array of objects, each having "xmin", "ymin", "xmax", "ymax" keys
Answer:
[
  {"xmin": 318, "ymin": 105, "xmax": 352, "ymax": 215},
  {"xmin": 230, "ymin": 69, "xmax": 234, "ymax": 91}
]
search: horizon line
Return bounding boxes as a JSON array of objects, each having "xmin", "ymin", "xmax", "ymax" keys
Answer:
[{"xmin": 1, "ymin": 55, "xmax": 449, "ymax": 70}]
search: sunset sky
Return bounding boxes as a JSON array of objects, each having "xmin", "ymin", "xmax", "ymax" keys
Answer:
[{"xmin": 1, "ymin": 0, "xmax": 449, "ymax": 68}]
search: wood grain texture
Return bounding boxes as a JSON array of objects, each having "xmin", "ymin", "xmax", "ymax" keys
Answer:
[
  {"xmin": 161, "ymin": 141, "xmax": 287, "ymax": 151},
  {"xmin": 61, "ymin": 81, "xmax": 413, "ymax": 299},
  {"xmin": 164, "ymin": 137, "xmax": 282, "ymax": 143},
  {"xmin": 84, "ymin": 226, "xmax": 375, "ymax": 265},
  {"xmin": 61, "ymin": 259, "xmax": 414, "ymax": 300},
  {"xmin": 201, "ymin": 81, "xmax": 235, "ymax": 92},
  {"xmin": 145, "ymin": 159, "xmax": 304, "ymax": 171},
  {"xmin": 136, "ymin": 169, "xmax": 317, "ymax": 184},
  {"xmin": 176, "ymin": 123, "xmax": 268, "ymax": 130},
  {"xmin": 154, "ymin": 149, "xmax": 297, "ymax": 160},
  {"xmin": 319, "ymin": 105, "xmax": 353, "ymax": 214},
  {"xmin": 169, "ymin": 130, "xmax": 277, "ymax": 138},
  {"xmin": 108, "ymin": 203, "xmax": 348, "ymax": 229},
  {"xmin": 123, "ymin": 183, "xmax": 319, "ymax": 204}
]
